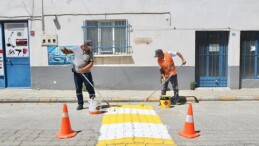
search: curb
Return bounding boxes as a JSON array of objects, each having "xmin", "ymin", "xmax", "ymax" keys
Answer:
[
  {"xmin": 197, "ymin": 96, "xmax": 259, "ymax": 101},
  {"xmin": 0, "ymin": 96, "xmax": 259, "ymax": 103}
]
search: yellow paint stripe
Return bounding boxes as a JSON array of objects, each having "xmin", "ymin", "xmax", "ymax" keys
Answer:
[
  {"xmin": 101, "ymin": 144, "xmax": 175, "ymax": 146},
  {"xmin": 106, "ymin": 108, "xmax": 157, "ymax": 115},
  {"xmin": 98, "ymin": 105, "xmax": 176, "ymax": 146},
  {"xmin": 102, "ymin": 114, "xmax": 162, "ymax": 124},
  {"xmin": 111, "ymin": 105, "xmax": 153, "ymax": 110},
  {"xmin": 96, "ymin": 137, "xmax": 175, "ymax": 146}
]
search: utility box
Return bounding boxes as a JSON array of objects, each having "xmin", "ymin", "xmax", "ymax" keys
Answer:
[{"xmin": 41, "ymin": 35, "xmax": 58, "ymax": 46}]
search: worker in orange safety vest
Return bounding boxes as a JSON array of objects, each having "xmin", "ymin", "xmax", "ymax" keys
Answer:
[{"xmin": 154, "ymin": 49, "xmax": 186, "ymax": 104}]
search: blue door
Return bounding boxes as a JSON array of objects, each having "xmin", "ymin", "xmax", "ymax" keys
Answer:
[
  {"xmin": 0, "ymin": 23, "xmax": 5, "ymax": 88},
  {"xmin": 240, "ymin": 31, "xmax": 259, "ymax": 79},
  {"xmin": 4, "ymin": 22, "xmax": 31, "ymax": 88},
  {"xmin": 195, "ymin": 31, "xmax": 228, "ymax": 87}
]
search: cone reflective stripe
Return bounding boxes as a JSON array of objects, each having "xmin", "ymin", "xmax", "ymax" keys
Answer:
[
  {"xmin": 186, "ymin": 115, "xmax": 193, "ymax": 123},
  {"xmin": 178, "ymin": 103, "xmax": 200, "ymax": 139},
  {"xmin": 62, "ymin": 113, "xmax": 69, "ymax": 117},
  {"xmin": 55, "ymin": 104, "xmax": 77, "ymax": 139}
]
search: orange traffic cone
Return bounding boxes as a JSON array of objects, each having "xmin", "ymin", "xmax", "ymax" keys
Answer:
[
  {"xmin": 178, "ymin": 103, "xmax": 200, "ymax": 139},
  {"xmin": 55, "ymin": 104, "xmax": 77, "ymax": 139}
]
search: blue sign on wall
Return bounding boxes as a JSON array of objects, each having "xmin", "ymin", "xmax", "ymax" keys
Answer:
[{"xmin": 48, "ymin": 46, "xmax": 75, "ymax": 65}]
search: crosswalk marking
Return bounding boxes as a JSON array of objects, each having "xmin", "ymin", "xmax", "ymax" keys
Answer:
[{"xmin": 96, "ymin": 105, "xmax": 176, "ymax": 146}]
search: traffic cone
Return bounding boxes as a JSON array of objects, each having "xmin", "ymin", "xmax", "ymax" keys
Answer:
[
  {"xmin": 178, "ymin": 103, "xmax": 200, "ymax": 139},
  {"xmin": 55, "ymin": 104, "xmax": 77, "ymax": 139}
]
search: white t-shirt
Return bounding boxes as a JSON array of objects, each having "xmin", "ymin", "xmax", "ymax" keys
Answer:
[{"xmin": 168, "ymin": 51, "xmax": 177, "ymax": 57}]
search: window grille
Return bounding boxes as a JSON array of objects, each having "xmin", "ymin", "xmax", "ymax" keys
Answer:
[
  {"xmin": 195, "ymin": 31, "xmax": 228, "ymax": 87},
  {"xmin": 82, "ymin": 20, "xmax": 131, "ymax": 55},
  {"xmin": 240, "ymin": 31, "xmax": 259, "ymax": 79}
]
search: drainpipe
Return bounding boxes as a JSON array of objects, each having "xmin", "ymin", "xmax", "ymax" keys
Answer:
[{"xmin": 42, "ymin": 0, "xmax": 45, "ymax": 34}]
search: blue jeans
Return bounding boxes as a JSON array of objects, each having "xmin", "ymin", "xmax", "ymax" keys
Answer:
[
  {"xmin": 73, "ymin": 72, "xmax": 95, "ymax": 105},
  {"xmin": 161, "ymin": 74, "xmax": 179, "ymax": 100}
]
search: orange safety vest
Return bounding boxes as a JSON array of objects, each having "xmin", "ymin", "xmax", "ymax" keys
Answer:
[{"xmin": 158, "ymin": 52, "xmax": 176, "ymax": 77}]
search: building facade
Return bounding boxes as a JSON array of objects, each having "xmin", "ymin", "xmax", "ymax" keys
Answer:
[{"xmin": 0, "ymin": 0, "xmax": 259, "ymax": 90}]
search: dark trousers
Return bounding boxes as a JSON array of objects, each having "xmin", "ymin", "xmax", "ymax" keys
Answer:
[
  {"xmin": 73, "ymin": 72, "xmax": 95, "ymax": 105},
  {"xmin": 161, "ymin": 74, "xmax": 179, "ymax": 100}
]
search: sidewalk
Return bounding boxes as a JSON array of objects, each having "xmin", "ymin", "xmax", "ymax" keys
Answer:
[{"xmin": 1, "ymin": 88, "xmax": 259, "ymax": 103}]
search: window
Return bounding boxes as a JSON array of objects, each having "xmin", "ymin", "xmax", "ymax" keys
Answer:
[
  {"xmin": 83, "ymin": 20, "xmax": 131, "ymax": 55},
  {"xmin": 240, "ymin": 31, "xmax": 259, "ymax": 79}
]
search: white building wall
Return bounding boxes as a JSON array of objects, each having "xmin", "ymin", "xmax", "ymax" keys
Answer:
[
  {"xmin": 228, "ymin": 31, "xmax": 240, "ymax": 66},
  {"xmin": 1, "ymin": 0, "xmax": 259, "ymax": 67},
  {"xmin": 1, "ymin": 0, "xmax": 259, "ymax": 89}
]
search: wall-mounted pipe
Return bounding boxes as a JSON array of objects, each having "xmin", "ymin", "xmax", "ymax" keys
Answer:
[
  {"xmin": 42, "ymin": 0, "xmax": 45, "ymax": 33},
  {"xmin": 43, "ymin": 12, "xmax": 172, "ymax": 26}
]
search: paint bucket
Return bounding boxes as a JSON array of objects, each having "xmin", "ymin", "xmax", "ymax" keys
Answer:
[
  {"xmin": 88, "ymin": 99, "xmax": 101, "ymax": 114},
  {"xmin": 160, "ymin": 95, "xmax": 171, "ymax": 108}
]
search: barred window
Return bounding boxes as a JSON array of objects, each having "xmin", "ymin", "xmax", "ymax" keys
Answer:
[
  {"xmin": 240, "ymin": 31, "xmax": 259, "ymax": 79},
  {"xmin": 83, "ymin": 20, "xmax": 131, "ymax": 55}
]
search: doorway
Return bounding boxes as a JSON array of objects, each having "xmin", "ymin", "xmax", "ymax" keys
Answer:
[
  {"xmin": 195, "ymin": 31, "xmax": 229, "ymax": 87},
  {"xmin": 0, "ymin": 21, "xmax": 31, "ymax": 88}
]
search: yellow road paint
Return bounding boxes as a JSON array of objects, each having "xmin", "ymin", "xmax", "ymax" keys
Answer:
[
  {"xmin": 97, "ymin": 105, "xmax": 176, "ymax": 146},
  {"xmin": 115, "ymin": 105, "xmax": 153, "ymax": 110},
  {"xmin": 97, "ymin": 137, "xmax": 175, "ymax": 146},
  {"xmin": 102, "ymin": 114, "xmax": 162, "ymax": 124}
]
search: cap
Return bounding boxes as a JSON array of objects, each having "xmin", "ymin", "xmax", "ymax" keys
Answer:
[
  {"xmin": 85, "ymin": 40, "xmax": 93, "ymax": 47},
  {"xmin": 154, "ymin": 49, "xmax": 163, "ymax": 57}
]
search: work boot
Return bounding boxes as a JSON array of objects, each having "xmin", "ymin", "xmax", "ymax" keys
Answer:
[
  {"xmin": 170, "ymin": 95, "xmax": 176, "ymax": 105},
  {"xmin": 77, "ymin": 104, "xmax": 83, "ymax": 110},
  {"xmin": 174, "ymin": 98, "xmax": 181, "ymax": 105},
  {"xmin": 90, "ymin": 95, "xmax": 96, "ymax": 100}
]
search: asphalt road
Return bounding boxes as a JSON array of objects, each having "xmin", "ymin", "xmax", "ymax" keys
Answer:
[{"xmin": 0, "ymin": 101, "xmax": 259, "ymax": 146}]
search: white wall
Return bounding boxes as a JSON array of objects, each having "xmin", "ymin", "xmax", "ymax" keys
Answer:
[
  {"xmin": 228, "ymin": 31, "xmax": 240, "ymax": 66},
  {"xmin": 1, "ymin": 0, "xmax": 259, "ymax": 67}
]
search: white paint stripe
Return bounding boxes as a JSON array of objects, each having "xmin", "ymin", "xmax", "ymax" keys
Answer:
[
  {"xmin": 185, "ymin": 115, "xmax": 193, "ymax": 123},
  {"xmin": 62, "ymin": 113, "xmax": 68, "ymax": 117},
  {"xmin": 99, "ymin": 122, "xmax": 172, "ymax": 140},
  {"xmin": 105, "ymin": 108, "xmax": 157, "ymax": 115}
]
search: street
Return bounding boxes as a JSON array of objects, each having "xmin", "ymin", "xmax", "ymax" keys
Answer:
[{"xmin": 0, "ymin": 101, "xmax": 259, "ymax": 146}]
